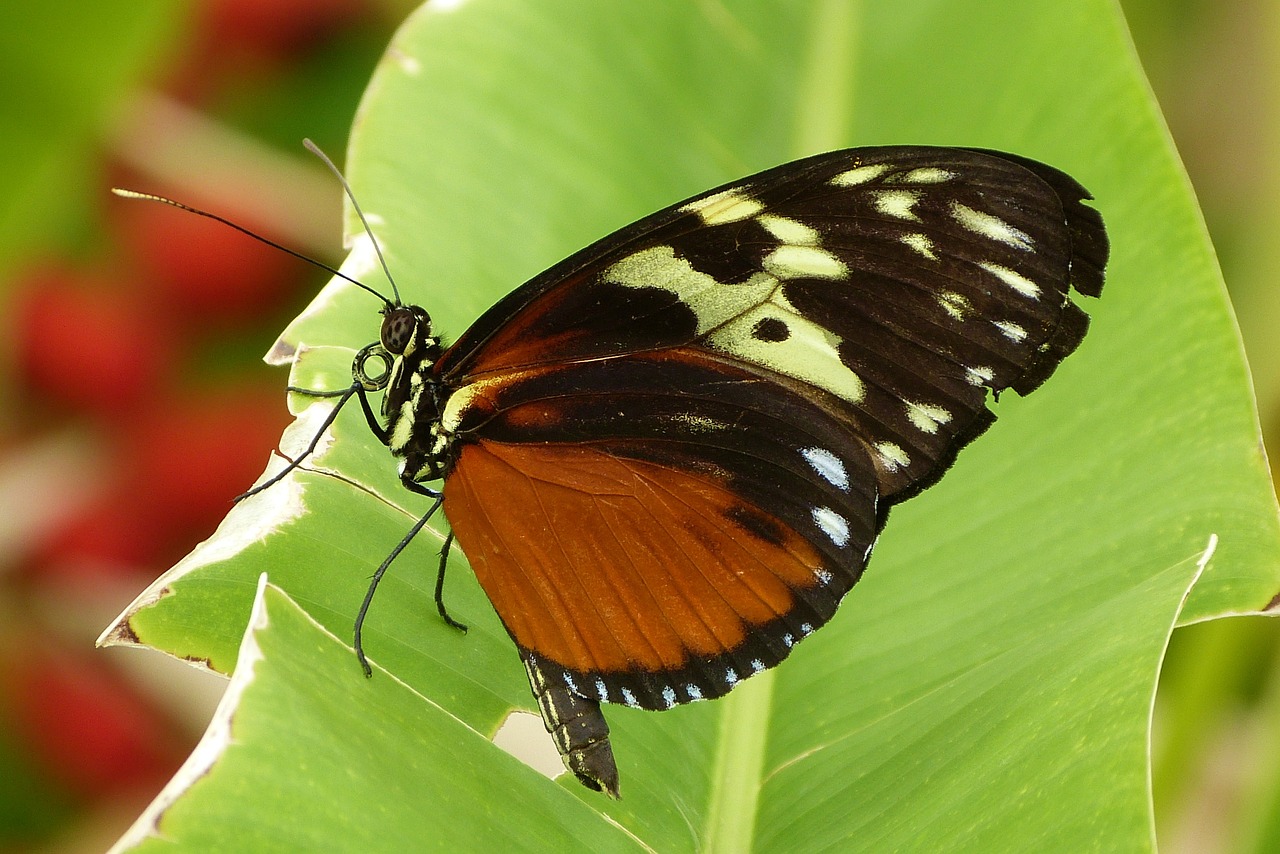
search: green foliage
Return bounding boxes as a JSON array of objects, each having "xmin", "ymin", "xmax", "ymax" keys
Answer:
[
  {"xmin": 103, "ymin": 0, "xmax": 1280, "ymax": 850},
  {"xmin": 0, "ymin": 0, "xmax": 184, "ymax": 279}
]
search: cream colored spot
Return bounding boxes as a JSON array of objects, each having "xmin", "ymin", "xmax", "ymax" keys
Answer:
[
  {"xmin": 757, "ymin": 214, "xmax": 819, "ymax": 246},
  {"xmin": 993, "ymin": 320, "xmax": 1028, "ymax": 342},
  {"xmin": 683, "ymin": 189, "xmax": 764, "ymax": 225},
  {"xmin": 896, "ymin": 167, "xmax": 955, "ymax": 184},
  {"xmin": 707, "ymin": 304, "xmax": 865, "ymax": 404},
  {"xmin": 937, "ymin": 291, "xmax": 971, "ymax": 320},
  {"xmin": 441, "ymin": 375, "xmax": 508, "ymax": 433},
  {"xmin": 978, "ymin": 261, "xmax": 1040, "ymax": 298},
  {"xmin": 609, "ymin": 246, "xmax": 864, "ymax": 404},
  {"xmin": 874, "ymin": 441, "xmax": 910, "ymax": 471},
  {"xmin": 950, "ymin": 202, "xmax": 1034, "ymax": 250},
  {"xmin": 830, "ymin": 164, "xmax": 889, "ymax": 185},
  {"xmin": 905, "ymin": 401, "xmax": 953, "ymax": 434},
  {"xmin": 965, "ymin": 365, "xmax": 995, "ymax": 386},
  {"xmin": 873, "ymin": 190, "xmax": 922, "ymax": 221},
  {"xmin": 605, "ymin": 246, "xmax": 775, "ymax": 334},
  {"xmin": 901, "ymin": 233, "xmax": 936, "ymax": 260},
  {"xmin": 763, "ymin": 245, "xmax": 847, "ymax": 280}
]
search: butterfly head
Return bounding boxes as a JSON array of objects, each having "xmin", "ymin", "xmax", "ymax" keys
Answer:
[{"xmin": 380, "ymin": 304, "xmax": 435, "ymax": 358}]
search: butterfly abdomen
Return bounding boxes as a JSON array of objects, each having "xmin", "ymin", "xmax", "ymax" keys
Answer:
[{"xmin": 524, "ymin": 653, "xmax": 620, "ymax": 798}]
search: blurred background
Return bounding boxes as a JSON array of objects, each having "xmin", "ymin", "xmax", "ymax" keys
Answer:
[{"xmin": 0, "ymin": 1, "xmax": 1274, "ymax": 851}]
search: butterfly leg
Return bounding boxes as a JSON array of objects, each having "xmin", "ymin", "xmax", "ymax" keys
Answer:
[
  {"xmin": 353, "ymin": 495, "xmax": 444, "ymax": 676},
  {"xmin": 236, "ymin": 383, "xmax": 361, "ymax": 501},
  {"xmin": 434, "ymin": 531, "xmax": 468, "ymax": 633},
  {"xmin": 523, "ymin": 652, "xmax": 620, "ymax": 798}
]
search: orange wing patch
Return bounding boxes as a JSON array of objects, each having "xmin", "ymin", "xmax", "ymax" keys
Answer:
[{"xmin": 443, "ymin": 440, "xmax": 829, "ymax": 677}]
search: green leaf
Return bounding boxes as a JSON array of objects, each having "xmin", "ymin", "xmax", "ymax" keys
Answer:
[
  {"xmin": 115, "ymin": 578, "xmax": 631, "ymax": 852},
  {"xmin": 102, "ymin": 0, "xmax": 1280, "ymax": 850}
]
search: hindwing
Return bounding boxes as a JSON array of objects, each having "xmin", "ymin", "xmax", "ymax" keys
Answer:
[{"xmin": 442, "ymin": 351, "xmax": 879, "ymax": 709}]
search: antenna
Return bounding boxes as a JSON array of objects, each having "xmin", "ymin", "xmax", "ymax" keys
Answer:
[
  {"xmin": 110, "ymin": 188, "xmax": 396, "ymax": 309},
  {"xmin": 303, "ymin": 139, "xmax": 402, "ymax": 307}
]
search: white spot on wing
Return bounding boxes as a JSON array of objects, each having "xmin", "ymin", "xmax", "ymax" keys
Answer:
[
  {"xmin": 950, "ymin": 202, "xmax": 1035, "ymax": 250},
  {"xmin": 993, "ymin": 320, "xmax": 1028, "ymax": 342},
  {"xmin": 763, "ymin": 245, "xmax": 847, "ymax": 280},
  {"xmin": 686, "ymin": 684, "xmax": 703, "ymax": 701},
  {"xmin": 802, "ymin": 447, "xmax": 850, "ymax": 491},
  {"xmin": 978, "ymin": 261, "xmax": 1041, "ymax": 298},
  {"xmin": 896, "ymin": 167, "xmax": 955, "ymax": 184},
  {"xmin": 937, "ymin": 291, "xmax": 971, "ymax": 320},
  {"xmin": 874, "ymin": 441, "xmax": 910, "ymax": 471},
  {"xmin": 966, "ymin": 365, "xmax": 995, "ymax": 386},
  {"xmin": 757, "ymin": 214, "xmax": 819, "ymax": 246},
  {"xmin": 621, "ymin": 687, "xmax": 638, "ymax": 707},
  {"xmin": 901, "ymin": 233, "xmax": 937, "ymax": 260},
  {"xmin": 812, "ymin": 506, "xmax": 851, "ymax": 547},
  {"xmin": 831, "ymin": 163, "xmax": 889, "ymax": 185},
  {"xmin": 905, "ymin": 401, "xmax": 953, "ymax": 434},
  {"xmin": 670, "ymin": 412, "xmax": 726, "ymax": 433},
  {"xmin": 683, "ymin": 189, "xmax": 764, "ymax": 225},
  {"xmin": 873, "ymin": 189, "xmax": 922, "ymax": 221},
  {"xmin": 441, "ymin": 374, "xmax": 508, "ymax": 433},
  {"xmin": 661, "ymin": 686, "xmax": 677, "ymax": 708}
]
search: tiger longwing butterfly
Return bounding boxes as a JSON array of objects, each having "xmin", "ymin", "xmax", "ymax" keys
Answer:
[{"xmin": 123, "ymin": 145, "xmax": 1108, "ymax": 798}]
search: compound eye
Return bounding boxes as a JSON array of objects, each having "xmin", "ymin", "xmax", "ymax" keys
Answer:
[{"xmin": 380, "ymin": 307, "xmax": 419, "ymax": 354}]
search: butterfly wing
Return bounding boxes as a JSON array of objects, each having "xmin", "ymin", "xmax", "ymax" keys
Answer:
[
  {"xmin": 442, "ymin": 349, "xmax": 880, "ymax": 709},
  {"xmin": 433, "ymin": 146, "xmax": 1107, "ymax": 709},
  {"xmin": 437, "ymin": 147, "xmax": 1106, "ymax": 503}
]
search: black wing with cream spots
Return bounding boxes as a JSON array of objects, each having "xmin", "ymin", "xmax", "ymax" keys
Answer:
[{"xmin": 438, "ymin": 146, "xmax": 1107, "ymax": 505}]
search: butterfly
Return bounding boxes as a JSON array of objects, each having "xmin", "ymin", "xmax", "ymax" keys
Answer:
[{"xmin": 122, "ymin": 144, "xmax": 1108, "ymax": 798}]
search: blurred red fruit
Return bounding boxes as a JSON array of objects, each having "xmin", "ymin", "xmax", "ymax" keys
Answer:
[
  {"xmin": 37, "ymin": 497, "xmax": 158, "ymax": 578},
  {"xmin": 13, "ymin": 265, "xmax": 175, "ymax": 419},
  {"xmin": 29, "ymin": 384, "xmax": 291, "ymax": 578},
  {"xmin": 3, "ymin": 647, "xmax": 182, "ymax": 798},
  {"xmin": 119, "ymin": 384, "xmax": 293, "ymax": 558}
]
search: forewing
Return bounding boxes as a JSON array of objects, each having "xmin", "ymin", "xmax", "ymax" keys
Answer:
[{"xmin": 437, "ymin": 146, "xmax": 1107, "ymax": 504}]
